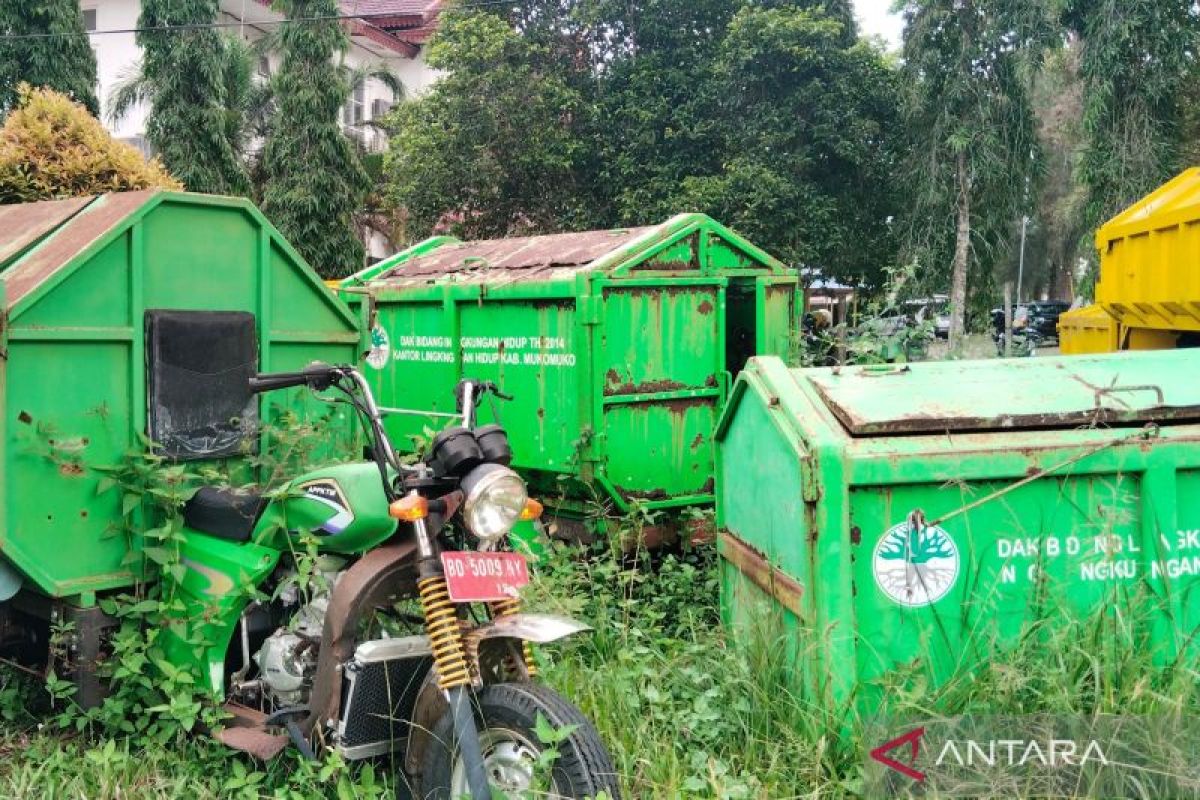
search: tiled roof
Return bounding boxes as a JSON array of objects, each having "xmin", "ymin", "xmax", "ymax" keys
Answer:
[
  {"xmin": 254, "ymin": 0, "xmax": 442, "ymax": 55},
  {"xmin": 338, "ymin": 0, "xmax": 441, "ymax": 16}
]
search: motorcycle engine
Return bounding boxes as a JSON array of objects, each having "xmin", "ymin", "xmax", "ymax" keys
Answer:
[{"xmin": 252, "ymin": 556, "xmax": 344, "ymax": 707}]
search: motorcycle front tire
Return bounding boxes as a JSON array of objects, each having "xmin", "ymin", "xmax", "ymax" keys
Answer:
[{"xmin": 419, "ymin": 682, "xmax": 622, "ymax": 800}]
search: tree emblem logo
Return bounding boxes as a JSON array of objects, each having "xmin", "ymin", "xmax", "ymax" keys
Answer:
[
  {"xmin": 366, "ymin": 326, "xmax": 390, "ymax": 369},
  {"xmin": 873, "ymin": 515, "xmax": 959, "ymax": 607}
]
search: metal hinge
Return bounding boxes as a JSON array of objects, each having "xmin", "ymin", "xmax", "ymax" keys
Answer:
[
  {"xmin": 800, "ymin": 456, "xmax": 820, "ymax": 503},
  {"xmin": 578, "ymin": 296, "xmax": 603, "ymax": 326}
]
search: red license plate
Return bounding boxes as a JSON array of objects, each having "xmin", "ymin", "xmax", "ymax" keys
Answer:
[{"xmin": 441, "ymin": 551, "xmax": 530, "ymax": 603}]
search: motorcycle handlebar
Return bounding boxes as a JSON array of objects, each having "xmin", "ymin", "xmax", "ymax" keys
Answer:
[{"xmin": 249, "ymin": 363, "xmax": 339, "ymax": 394}]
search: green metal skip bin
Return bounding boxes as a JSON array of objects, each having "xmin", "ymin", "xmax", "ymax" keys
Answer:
[
  {"xmin": 715, "ymin": 351, "xmax": 1200, "ymax": 707},
  {"xmin": 0, "ymin": 191, "xmax": 360, "ymax": 602},
  {"xmin": 342, "ymin": 214, "xmax": 798, "ymax": 518}
]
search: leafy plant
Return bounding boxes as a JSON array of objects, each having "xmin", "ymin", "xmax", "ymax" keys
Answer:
[{"xmin": 0, "ymin": 85, "xmax": 180, "ymax": 203}]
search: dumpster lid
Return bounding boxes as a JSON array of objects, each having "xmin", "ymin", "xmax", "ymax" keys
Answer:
[{"xmin": 804, "ymin": 350, "xmax": 1200, "ymax": 435}]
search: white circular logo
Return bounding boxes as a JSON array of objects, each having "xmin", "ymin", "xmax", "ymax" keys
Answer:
[
  {"xmin": 366, "ymin": 326, "xmax": 390, "ymax": 369},
  {"xmin": 872, "ymin": 520, "xmax": 959, "ymax": 607}
]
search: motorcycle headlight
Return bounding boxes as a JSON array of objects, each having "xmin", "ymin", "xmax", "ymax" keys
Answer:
[{"xmin": 460, "ymin": 463, "xmax": 528, "ymax": 543}]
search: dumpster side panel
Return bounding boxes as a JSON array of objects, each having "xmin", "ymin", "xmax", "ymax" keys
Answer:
[
  {"xmin": 758, "ymin": 280, "xmax": 797, "ymax": 358},
  {"xmin": 601, "ymin": 286, "xmax": 721, "ymax": 500},
  {"xmin": 6, "ymin": 341, "xmax": 134, "ymax": 594},
  {"xmin": 716, "ymin": 378, "xmax": 815, "ymax": 687},
  {"xmin": 370, "ymin": 300, "xmax": 458, "ymax": 452},
  {"xmin": 848, "ymin": 443, "xmax": 1200, "ymax": 706},
  {"xmin": 16, "ymin": 235, "xmax": 131, "ymax": 328},
  {"xmin": 142, "ymin": 204, "xmax": 258, "ymax": 312},
  {"xmin": 270, "ymin": 243, "xmax": 352, "ymax": 335},
  {"xmin": 457, "ymin": 300, "xmax": 581, "ymax": 474},
  {"xmin": 601, "ymin": 286, "xmax": 720, "ymax": 392}
]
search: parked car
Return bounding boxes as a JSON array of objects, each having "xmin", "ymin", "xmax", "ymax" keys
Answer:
[{"xmin": 1024, "ymin": 301, "xmax": 1071, "ymax": 340}]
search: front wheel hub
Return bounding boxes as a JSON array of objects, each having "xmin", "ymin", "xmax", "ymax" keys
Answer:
[{"xmin": 451, "ymin": 728, "xmax": 543, "ymax": 795}]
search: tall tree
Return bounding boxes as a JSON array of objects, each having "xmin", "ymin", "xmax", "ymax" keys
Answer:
[
  {"xmin": 680, "ymin": 5, "xmax": 900, "ymax": 285},
  {"xmin": 1065, "ymin": 0, "xmax": 1198, "ymax": 230},
  {"xmin": 262, "ymin": 0, "xmax": 369, "ymax": 277},
  {"xmin": 137, "ymin": 0, "xmax": 250, "ymax": 194},
  {"xmin": 0, "ymin": 0, "xmax": 98, "ymax": 116},
  {"xmin": 899, "ymin": 0, "xmax": 1049, "ymax": 345},
  {"xmin": 108, "ymin": 36, "xmax": 270, "ymax": 183},
  {"xmin": 385, "ymin": 10, "xmax": 595, "ymax": 239},
  {"xmin": 1022, "ymin": 40, "xmax": 1087, "ymax": 301}
]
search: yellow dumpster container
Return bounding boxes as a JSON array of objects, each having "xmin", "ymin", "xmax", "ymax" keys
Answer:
[
  {"xmin": 1095, "ymin": 168, "xmax": 1200, "ymax": 332},
  {"xmin": 1058, "ymin": 304, "xmax": 1119, "ymax": 355}
]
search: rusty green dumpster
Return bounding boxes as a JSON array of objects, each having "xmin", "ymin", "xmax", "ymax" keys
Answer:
[
  {"xmin": 715, "ymin": 351, "xmax": 1200, "ymax": 707},
  {"xmin": 0, "ymin": 191, "xmax": 360, "ymax": 603},
  {"xmin": 341, "ymin": 214, "xmax": 799, "ymax": 525}
]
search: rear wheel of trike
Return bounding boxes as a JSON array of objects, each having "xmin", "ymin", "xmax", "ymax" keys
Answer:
[{"xmin": 420, "ymin": 682, "xmax": 621, "ymax": 799}]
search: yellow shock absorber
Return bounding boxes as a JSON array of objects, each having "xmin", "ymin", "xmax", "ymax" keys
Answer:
[
  {"xmin": 418, "ymin": 574, "xmax": 471, "ymax": 690},
  {"xmin": 490, "ymin": 596, "xmax": 537, "ymax": 678}
]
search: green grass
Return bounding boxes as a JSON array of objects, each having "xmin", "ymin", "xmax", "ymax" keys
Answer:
[{"xmin": 0, "ymin": 539, "xmax": 1196, "ymax": 798}]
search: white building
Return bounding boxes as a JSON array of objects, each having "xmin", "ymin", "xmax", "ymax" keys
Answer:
[{"xmin": 83, "ymin": 0, "xmax": 444, "ymax": 257}]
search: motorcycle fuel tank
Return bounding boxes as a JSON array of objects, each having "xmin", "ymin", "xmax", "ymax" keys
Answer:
[{"xmin": 255, "ymin": 462, "xmax": 397, "ymax": 553}]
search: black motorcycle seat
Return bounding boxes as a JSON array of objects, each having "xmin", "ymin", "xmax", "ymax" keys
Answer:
[{"xmin": 183, "ymin": 487, "xmax": 268, "ymax": 543}]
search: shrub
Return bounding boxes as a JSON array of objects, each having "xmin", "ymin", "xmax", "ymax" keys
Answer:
[{"xmin": 0, "ymin": 84, "xmax": 180, "ymax": 204}]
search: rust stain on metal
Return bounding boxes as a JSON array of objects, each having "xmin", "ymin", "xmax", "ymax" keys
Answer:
[
  {"xmin": 605, "ymin": 368, "xmax": 622, "ymax": 386},
  {"xmin": 3, "ymin": 191, "xmax": 158, "ymax": 309},
  {"xmin": 374, "ymin": 225, "xmax": 654, "ymax": 287},
  {"xmin": 661, "ymin": 397, "xmax": 711, "ymax": 417},
  {"xmin": 697, "ymin": 299, "xmax": 714, "ymax": 315},
  {"xmin": 0, "ymin": 195, "xmax": 94, "ymax": 267},
  {"xmin": 719, "ymin": 530, "xmax": 804, "ymax": 617},
  {"xmin": 603, "ymin": 377, "xmax": 688, "ymax": 396},
  {"xmin": 850, "ymin": 525, "xmax": 862, "ymax": 545},
  {"xmin": 690, "ymin": 432, "xmax": 705, "ymax": 451}
]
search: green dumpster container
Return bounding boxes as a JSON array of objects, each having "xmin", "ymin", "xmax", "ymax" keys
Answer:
[
  {"xmin": 715, "ymin": 351, "xmax": 1200, "ymax": 708},
  {"xmin": 0, "ymin": 191, "xmax": 361, "ymax": 603},
  {"xmin": 341, "ymin": 214, "xmax": 798, "ymax": 523}
]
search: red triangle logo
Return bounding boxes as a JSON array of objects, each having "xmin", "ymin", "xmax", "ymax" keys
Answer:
[{"xmin": 870, "ymin": 727, "xmax": 926, "ymax": 782}]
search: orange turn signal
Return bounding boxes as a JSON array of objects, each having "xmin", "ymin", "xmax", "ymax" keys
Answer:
[
  {"xmin": 389, "ymin": 495, "xmax": 428, "ymax": 521},
  {"xmin": 519, "ymin": 498, "xmax": 544, "ymax": 521}
]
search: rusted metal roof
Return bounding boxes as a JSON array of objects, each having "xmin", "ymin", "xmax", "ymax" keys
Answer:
[
  {"xmin": 375, "ymin": 226, "xmax": 656, "ymax": 287},
  {"xmin": 2, "ymin": 191, "xmax": 157, "ymax": 309},
  {"xmin": 0, "ymin": 196, "xmax": 94, "ymax": 269}
]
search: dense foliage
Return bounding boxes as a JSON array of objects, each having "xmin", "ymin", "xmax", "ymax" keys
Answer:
[
  {"xmin": 0, "ymin": 86, "xmax": 179, "ymax": 204},
  {"xmin": 897, "ymin": 0, "xmax": 1050, "ymax": 343},
  {"xmin": 137, "ymin": 0, "xmax": 251, "ymax": 195},
  {"xmin": 385, "ymin": 0, "xmax": 902, "ymax": 287},
  {"xmin": 261, "ymin": 0, "xmax": 369, "ymax": 278},
  {"xmin": 0, "ymin": 0, "xmax": 98, "ymax": 116},
  {"xmin": 1065, "ymin": 0, "xmax": 1199, "ymax": 230}
]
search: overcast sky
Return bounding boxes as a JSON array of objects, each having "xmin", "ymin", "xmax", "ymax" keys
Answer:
[{"xmin": 854, "ymin": 0, "xmax": 904, "ymax": 50}]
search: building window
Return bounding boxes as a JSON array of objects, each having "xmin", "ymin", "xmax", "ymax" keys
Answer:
[
  {"xmin": 258, "ymin": 56, "xmax": 270, "ymax": 79},
  {"xmin": 371, "ymin": 98, "xmax": 393, "ymax": 120},
  {"xmin": 343, "ymin": 81, "xmax": 365, "ymax": 126},
  {"xmin": 82, "ymin": 8, "xmax": 98, "ymax": 31}
]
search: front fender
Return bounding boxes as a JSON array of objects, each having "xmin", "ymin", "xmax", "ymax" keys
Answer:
[{"xmin": 461, "ymin": 613, "xmax": 591, "ymax": 648}]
